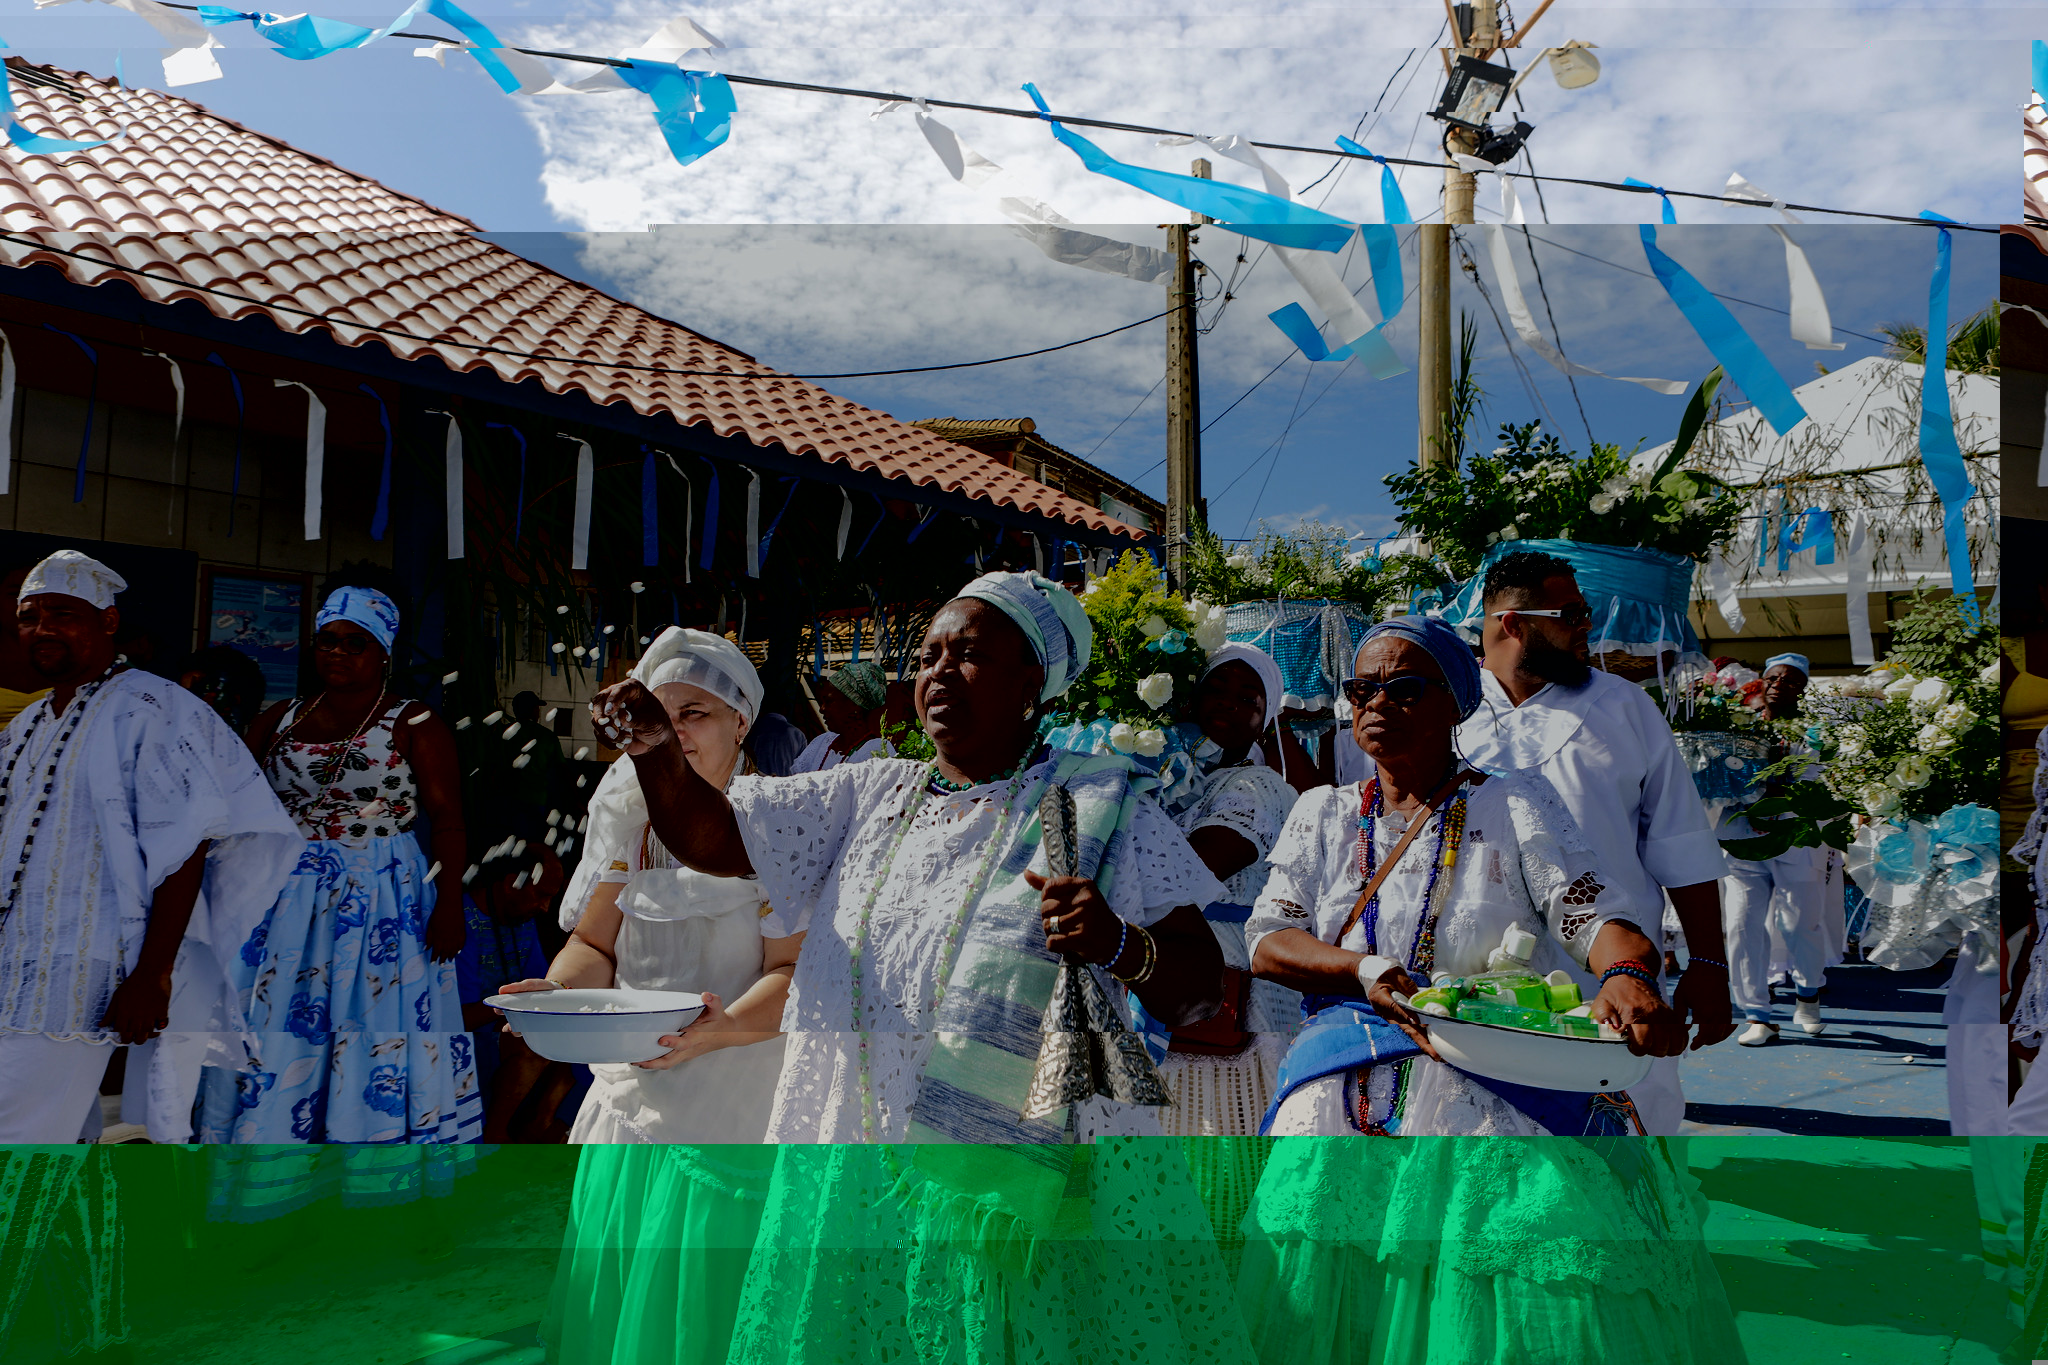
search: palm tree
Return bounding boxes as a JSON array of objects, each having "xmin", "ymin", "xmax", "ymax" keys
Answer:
[{"xmin": 1877, "ymin": 301, "xmax": 1999, "ymax": 375}]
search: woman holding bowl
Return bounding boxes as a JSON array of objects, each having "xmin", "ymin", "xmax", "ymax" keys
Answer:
[
  {"xmin": 588, "ymin": 570, "xmax": 1255, "ymax": 1365},
  {"xmin": 1236, "ymin": 615, "xmax": 1744, "ymax": 1363}
]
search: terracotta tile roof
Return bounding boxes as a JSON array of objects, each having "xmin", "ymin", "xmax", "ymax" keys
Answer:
[{"xmin": 0, "ymin": 63, "xmax": 1145, "ymax": 541}]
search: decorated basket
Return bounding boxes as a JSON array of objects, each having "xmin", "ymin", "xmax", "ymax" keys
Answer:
[
  {"xmin": 1436, "ymin": 539, "xmax": 1703, "ymax": 679},
  {"xmin": 1672, "ymin": 731, "xmax": 1774, "ymax": 805}
]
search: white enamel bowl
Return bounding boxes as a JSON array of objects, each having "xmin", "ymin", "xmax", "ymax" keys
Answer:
[
  {"xmin": 485, "ymin": 987, "xmax": 704, "ymax": 1065},
  {"xmin": 1422, "ymin": 1013, "xmax": 1654, "ymax": 1093}
]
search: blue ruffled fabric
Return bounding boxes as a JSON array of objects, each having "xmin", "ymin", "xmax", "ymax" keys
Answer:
[
  {"xmin": 1437, "ymin": 539, "xmax": 1701, "ymax": 659},
  {"xmin": 1221, "ymin": 599, "xmax": 1375, "ymax": 711}
]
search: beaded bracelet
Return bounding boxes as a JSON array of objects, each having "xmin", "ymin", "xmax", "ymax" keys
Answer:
[
  {"xmin": 1599, "ymin": 963, "xmax": 1662, "ymax": 997},
  {"xmin": 1113, "ymin": 925, "xmax": 1159, "ymax": 986},
  {"xmin": 1685, "ymin": 955, "xmax": 1730, "ymax": 971},
  {"xmin": 1107, "ymin": 920, "xmax": 1132, "ymax": 976}
]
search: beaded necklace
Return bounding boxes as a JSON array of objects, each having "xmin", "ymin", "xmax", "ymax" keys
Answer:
[
  {"xmin": 1353, "ymin": 776, "xmax": 1469, "ymax": 976},
  {"xmin": 0, "ymin": 665, "xmax": 119, "ymax": 932},
  {"xmin": 846, "ymin": 761, "xmax": 1034, "ymax": 1141}
]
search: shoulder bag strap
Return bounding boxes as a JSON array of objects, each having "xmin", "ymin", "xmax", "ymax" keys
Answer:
[{"xmin": 1336, "ymin": 769, "xmax": 1479, "ymax": 946}]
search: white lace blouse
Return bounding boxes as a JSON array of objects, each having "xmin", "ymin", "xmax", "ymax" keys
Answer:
[
  {"xmin": 2011, "ymin": 728, "xmax": 2048, "ymax": 1046},
  {"xmin": 727, "ymin": 757, "xmax": 1224, "ymax": 1143},
  {"xmin": 1245, "ymin": 772, "xmax": 1630, "ymax": 983}
]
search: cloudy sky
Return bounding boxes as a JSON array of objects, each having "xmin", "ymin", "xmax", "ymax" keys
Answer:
[{"xmin": 15, "ymin": 0, "xmax": 2008, "ymax": 534}]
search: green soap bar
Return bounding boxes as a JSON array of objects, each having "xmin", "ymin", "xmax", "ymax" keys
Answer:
[
  {"xmin": 1409, "ymin": 987, "xmax": 1458, "ymax": 1012},
  {"xmin": 1546, "ymin": 982, "xmax": 1583, "ymax": 1012},
  {"xmin": 1455, "ymin": 1000, "xmax": 1556, "ymax": 1031},
  {"xmin": 1553, "ymin": 1013, "xmax": 1599, "ymax": 1038}
]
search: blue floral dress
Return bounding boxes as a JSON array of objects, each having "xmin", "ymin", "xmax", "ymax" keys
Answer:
[{"xmin": 202, "ymin": 699, "xmax": 481, "ymax": 1143}]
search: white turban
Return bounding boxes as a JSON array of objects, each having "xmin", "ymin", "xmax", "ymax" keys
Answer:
[
  {"xmin": 1201, "ymin": 642, "xmax": 1285, "ymax": 729},
  {"xmin": 632, "ymin": 626, "xmax": 763, "ymax": 723},
  {"xmin": 19, "ymin": 550, "xmax": 126, "ymax": 609},
  {"xmin": 954, "ymin": 570, "xmax": 1094, "ymax": 702}
]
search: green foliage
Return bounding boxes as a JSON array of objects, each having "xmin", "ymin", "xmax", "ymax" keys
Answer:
[
  {"xmin": 1056, "ymin": 551, "xmax": 1213, "ymax": 733},
  {"xmin": 1182, "ymin": 516, "xmax": 1444, "ymax": 614},
  {"xmin": 880, "ymin": 717, "xmax": 935, "ymax": 762},
  {"xmin": 1385, "ymin": 418, "xmax": 1742, "ymax": 580},
  {"xmin": 1878, "ymin": 301, "xmax": 1999, "ymax": 377},
  {"xmin": 1882, "ymin": 589, "xmax": 1999, "ymax": 682}
]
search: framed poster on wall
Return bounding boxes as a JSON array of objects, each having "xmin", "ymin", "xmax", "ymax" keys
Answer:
[{"xmin": 200, "ymin": 567, "xmax": 310, "ymax": 705}]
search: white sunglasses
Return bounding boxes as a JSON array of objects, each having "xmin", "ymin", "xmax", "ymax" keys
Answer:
[{"xmin": 1488, "ymin": 606, "xmax": 1591, "ymax": 624}]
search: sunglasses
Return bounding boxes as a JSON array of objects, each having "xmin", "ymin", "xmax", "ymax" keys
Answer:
[
  {"xmin": 1343, "ymin": 674, "xmax": 1449, "ymax": 708},
  {"xmin": 313, "ymin": 630, "xmax": 376, "ymax": 655},
  {"xmin": 1488, "ymin": 604, "xmax": 1592, "ymax": 626}
]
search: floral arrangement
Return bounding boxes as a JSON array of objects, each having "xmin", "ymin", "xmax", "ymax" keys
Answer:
[
  {"xmin": 1051, "ymin": 551, "xmax": 1226, "ymax": 759},
  {"xmin": 1657, "ymin": 661, "xmax": 1764, "ymax": 735},
  {"xmin": 1384, "ymin": 418, "xmax": 1741, "ymax": 580},
  {"xmin": 1182, "ymin": 517, "xmax": 1442, "ymax": 613}
]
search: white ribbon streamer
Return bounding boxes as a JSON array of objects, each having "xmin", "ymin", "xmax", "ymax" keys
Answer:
[
  {"xmin": 274, "ymin": 379, "xmax": 326, "ymax": 540},
  {"xmin": 435, "ymin": 411, "xmax": 463, "ymax": 559},
  {"xmin": 0, "ymin": 331, "xmax": 13, "ymax": 497},
  {"xmin": 879, "ymin": 102, "xmax": 1173, "ymax": 284},
  {"xmin": 745, "ymin": 469, "xmax": 762, "ymax": 578},
  {"xmin": 1483, "ymin": 225, "xmax": 1687, "ymax": 394},
  {"xmin": 1843, "ymin": 508, "xmax": 1875, "ymax": 665},
  {"xmin": 1726, "ymin": 174, "xmax": 1843, "ymax": 351},
  {"xmin": 565, "ymin": 434, "xmax": 593, "ymax": 571},
  {"xmin": 837, "ymin": 487, "xmax": 853, "ymax": 559},
  {"xmin": 36, "ymin": 0, "xmax": 223, "ymax": 85},
  {"xmin": 658, "ymin": 451, "xmax": 695, "ymax": 582},
  {"xmin": 1703, "ymin": 551, "xmax": 1746, "ymax": 633},
  {"xmin": 1449, "ymin": 154, "xmax": 1524, "ymax": 225}
]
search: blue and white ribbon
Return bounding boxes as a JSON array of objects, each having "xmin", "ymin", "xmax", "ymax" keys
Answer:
[
  {"xmin": 1623, "ymin": 176, "xmax": 1678, "ymax": 224},
  {"xmin": 1482, "ymin": 226, "xmax": 1685, "ymax": 393},
  {"xmin": 1917, "ymin": 212, "xmax": 1978, "ymax": 614},
  {"xmin": 45, "ymin": 326, "xmax": 99, "ymax": 502},
  {"xmin": 617, "ymin": 61, "xmax": 735, "ymax": 168},
  {"xmin": 1639, "ymin": 226, "xmax": 1807, "ymax": 436},
  {"xmin": 1334, "ymin": 136, "xmax": 1413, "ymax": 225}
]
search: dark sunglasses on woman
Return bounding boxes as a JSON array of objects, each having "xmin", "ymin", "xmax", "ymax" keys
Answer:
[
  {"xmin": 1342, "ymin": 674, "xmax": 1449, "ymax": 708},
  {"xmin": 313, "ymin": 630, "xmax": 375, "ymax": 655}
]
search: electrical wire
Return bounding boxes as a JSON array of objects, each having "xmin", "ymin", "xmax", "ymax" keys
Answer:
[
  {"xmin": 0, "ymin": 230, "xmax": 1172, "ymax": 379},
  {"xmin": 1517, "ymin": 224, "xmax": 1595, "ymax": 449},
  {"xmin": 1083, "ymin": 376, "xmax": 1165, "ymax": 462}
]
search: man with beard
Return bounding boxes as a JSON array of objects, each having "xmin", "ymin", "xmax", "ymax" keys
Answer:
[
  {"xmin": 1454, "ymin": 551, "xmax": 1734, "ymax": 1135},
  {"xmin": 1721, "ymin": 655, "xmax": 1839, "ymax": 1044},
  {"xmin": 0, "ymin": 550, "xmax": 298, "ymax": 1142}
]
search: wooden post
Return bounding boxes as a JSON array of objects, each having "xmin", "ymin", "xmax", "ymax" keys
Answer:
[
  {"xmin": 1417, "ymin": 224, "xmax": 1454, "ymax": 468},
  {"xmin": 1164, "ymin": 160, "xmax": 1208, "ymax": 589}
]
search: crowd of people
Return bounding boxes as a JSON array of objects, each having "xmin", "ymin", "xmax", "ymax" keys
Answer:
[{"xmin": 0, "ymin": 542, "xmax": 2005, "ymax": 1363}]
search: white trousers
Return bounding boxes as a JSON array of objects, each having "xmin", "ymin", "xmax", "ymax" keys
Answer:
[
  {"xmin": 0, "ymin": 1031, "xmax": 114, "ymax": 1142},
  {"xmin": 1944, "ymin": 934, "xmax": 2005, "ymax": 1137},
  {"xmin": 1724, "ymin": 852, "xmax": 1830, "ymax": 1021}
]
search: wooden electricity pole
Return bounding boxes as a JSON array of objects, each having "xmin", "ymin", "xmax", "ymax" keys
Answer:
[{"xmin": 1164, "ymin": 159, "xmax": 1208, "ymax": 589}]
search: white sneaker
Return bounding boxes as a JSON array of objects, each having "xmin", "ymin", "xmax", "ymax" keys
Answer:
[
  {"xmin": 1737, "ymin": 1021, "xmax": 1779, "ymax": 1046},
  {"xmin": 1793, "ymin": 998, "xmax": 1826, "ymax": 1035}
]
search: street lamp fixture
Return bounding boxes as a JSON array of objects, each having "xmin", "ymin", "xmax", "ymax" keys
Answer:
[{"xmin": 1430, "ymin": 55, "xmax": 1517, "ymax": 131}]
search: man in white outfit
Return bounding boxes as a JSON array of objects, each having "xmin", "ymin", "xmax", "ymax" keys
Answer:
[
  {"xmin": 0, "ymin": 550, "xmax": 298, "ymax": 1142},
  {"xmin": 1721, "ymin": 654, "xmax": 1835, "ymax": 1044},
  {"xmin": 1455, "ymin": 551, "xmax": 1735, "ymax": 1136}
]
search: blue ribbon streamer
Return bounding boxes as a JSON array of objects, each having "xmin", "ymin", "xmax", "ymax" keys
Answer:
[
  {"xmin": 196, "ymin": 6, "xmax": 374, "ymax": 59},
  {"xmin": 1624, "ymin": 177, "xmax": 1677, "ymax": 224},
  {"xmin": 1358, "ymin": 223, "xmax": 1405, "ymax": 324},
  {"xmin": 905, "ymin": 506, "xmax": 940, "ymax": 543},
  {"xmin": 1795, "ymin": 508, "xmax": 1834, "ymax": 566},
  {"xmin": 1917, "ymin": 213, "xmax": 1977, "ymax": 613},
  {"xmin": 1639, "ymin": 226, "xmax": 1806, "ymax": 437},
  {"xmin": 698, "ymin": 461, "xmax": 721, "ymax": 571},
  {"xmin": 379, "ymin": 0, "xmax": 521, "ymax": 92},
  {"xmin": 1022, "ymin": 83, "xmax": 1355, "ymax": 252},
  {"xmin": 1267, "ymin": 302, "xmax": 1405, "ymax": 377},
  {"xmin": 486, "ymin": 421, "xmax": 527, "ymax": 541},
  {"xmin": 2035, "ymin": 39, "xmax": 2048, "ymax": 101},
  {"xmin": 758, "ymin": 476, "xmax": 801, "ymax": 573},
  {"xmin": 360, "ymin": 383, "xmax": 393, "ymax": 540},
  {"xmin": 0, "ymin": 54, "xmax": 116, "ymax": 153},
  {"xmin": 617, "ymin": 63, "xmax": 736, "ymax": 168},
  {"xmin": 855, "ymin": 494, "xmax": 889, "ymax": 559},
  {"xmin": 1334, "ymin": 136, "xmax": 1413, "ymax": 224},
  {"xmin": 206, "ymin": 353, "xmax": 246, "ymax": 534},
  {"xmin": 641, "ymin": 447, "xmax": 659, "ymax": 567},
  {"xmin": 42, "ymin": 326, "xmax": 98, "ymax": 502}
]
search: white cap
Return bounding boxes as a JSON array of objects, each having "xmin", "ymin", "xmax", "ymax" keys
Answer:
[
  {"xmin": 19, "ymin": 550, "xmax": 126, "ymax": 610},
  {"xmin": 1499, "ymin": 924, "xmax": 1538, "ymax": 964}
]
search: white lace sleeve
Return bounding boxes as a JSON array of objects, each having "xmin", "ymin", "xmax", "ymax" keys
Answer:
[
  {"xmin": 1499, "ymin": 772, "xmax": 1637, "ymax": 969},
  {"xmin": 2015, "ymin": 931, "xmax": 2048, "ymax": 1047},
  {"xmin": 1245, "ymin": 786, "xmax": 1343, "ymax": 961},
  {"xmin": 1187, "ymin": 767, "xmax": 1296, "ymax": 863},
  {"xmin": 728, "ymin": 759, "xmax": 922, "ymax": 938},
  {"xmin": 2014, "ymin": 729, "xmax": 2048, "ymax": 870},
  {"xmin": 1101, "ymin": 795, "xmax": 1226, "ymax": 926}
]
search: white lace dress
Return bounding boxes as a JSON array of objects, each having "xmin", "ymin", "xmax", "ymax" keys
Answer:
[
  {"xmin": 1158, "ymin": 763, "xmax": 1303, "ymax": 1129},
  {"xmin": 1247, "ymin": 774, "xmax": 1630, "ymax": 1137},
  {"xmin": 727, "ymin": 756, "xmax": 1221, "ymax": 1143},
  {"xmin": 2010, "ymin": 727, "xmax": 2048, "ymax": 1049}
]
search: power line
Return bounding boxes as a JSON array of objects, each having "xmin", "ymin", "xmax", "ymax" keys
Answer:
[
  {"xmin": 1519, "ymin": 224, "xmax": 1594, "ymax": 449},
  {"xmin": 0, "ymin": 230, "xmax": 1171, "ymax": 379},
  {"xmin": 1084, "ymin": 376, "xmax": 1164, "ymax": 462}
]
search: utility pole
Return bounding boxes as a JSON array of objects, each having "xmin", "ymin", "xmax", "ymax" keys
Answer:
[
  {"xmin": 1164, "ymin": 159, "xmax": 1208, "ymax": 590},
  {"xmin": 1421, "ymin": 0, "xmax": 1551, "ymax": 468}
]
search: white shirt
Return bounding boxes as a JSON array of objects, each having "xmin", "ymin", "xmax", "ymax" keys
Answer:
[{"xmin": 1456, "ymin": 668, "xmax": 1726, "ymax": 929}]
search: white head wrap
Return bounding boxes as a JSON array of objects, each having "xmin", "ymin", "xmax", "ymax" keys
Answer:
[
  {"xmin": 19, "ymin": 550, "xmax": 126, "ymax": 609},
  {"xmin": 1201, "ymin": 641, "xmax": 1285, "ymax": 728},
  {"xmin": 954, "ymin": 570, "xmax": 1094, "ymax": 702},
  {"xmin": 632, "ymin": 626, "xmax": 763, "ymax": 723}
]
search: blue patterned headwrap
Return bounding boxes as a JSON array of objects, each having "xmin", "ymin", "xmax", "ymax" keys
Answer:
[
  {"xmin": 1763, "ymin": 653, "xmax": 1810, "ymax": 678},
  {"xmin": 954, "ymin": 571, "xmax": 1094, "ymax": 702},
  {"xmin": 1355, "ymin": 614, "xmax": 1484, "ymax": 722},
  {"xmin": 315, "ymin": 586, "xmax": 400, "ymax": 651}
]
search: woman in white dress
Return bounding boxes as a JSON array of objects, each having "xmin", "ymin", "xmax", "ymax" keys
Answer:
[
  {"xmin": 790, "ymin": 659, "xmax": 891, "ymax": 774},
  {"xmin": 587, "ymin": 570, "xmax": 1256, "ymax": 1365},
  {"xmin": 1238, "ymin": 615, "xmax": 1745, "ymax": 1364},
  {"xmin": 497, "ymin": 628, "xmax": 789, "ymax": 1365}
]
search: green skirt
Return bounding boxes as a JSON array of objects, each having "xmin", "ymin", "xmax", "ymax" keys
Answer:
[{"xmin": 542, "ymin": 1145, "xmax": 776, "ymax": 1365}]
